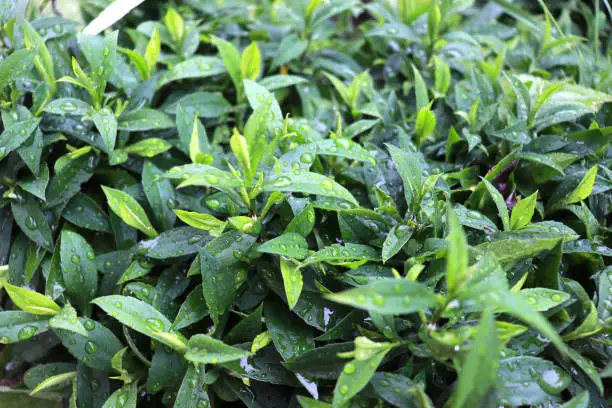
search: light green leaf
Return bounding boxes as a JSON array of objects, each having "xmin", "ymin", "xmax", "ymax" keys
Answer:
[
  {"xmin": 511, "ymin": 191, "xmax": 538, "ymax": 229},
  {"xmin": 3, "ymin": 282, "xmax": 60, "ymax": 315},
  {"xmin": 174, "ymin": 210, "xmax": 225, "ymax": 237},
  {"xmin": 446, "ymin": 205, "xmax": 468, "ymax": 293},
  {"xmin": 185, "ymin": 334, "xmax": 250, "ymax": 364},
  {"xmin": 102, "ymin": 186, "xmax": 158, "ymax": 238},
  {"xmin": 241, "ymin": 41, "xmax": 261, "ymax": 80}
]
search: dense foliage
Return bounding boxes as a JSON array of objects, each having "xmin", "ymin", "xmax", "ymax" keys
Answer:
[{"xmin": 0, "ymin": 0, "xmax": 611, "ymax": 406}]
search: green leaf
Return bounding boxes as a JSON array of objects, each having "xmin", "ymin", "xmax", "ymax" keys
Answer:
[
  {"xmin": 24, "ymin": 363, "xmax": 76, "ymax": 391},
  {"xmin": 92, "ymin": 295, "xmax": 185, "ymax": 351},
  {"xmin": 258, "ymin": 233, "xmax": 309, "ymax": 260},
  {"xmin": 258, "ymin": 75, "xmax": 308, "ymax": 91},
  {"xmin": 284, "ymin": 342, "xmax": 353, "ymax": 379},
  {"xmin": 488, "ymin": 291, "xmax": 567, "ymax": 354},
  {"xmin": 315, "ymin": 138, "xmax": 375, "ymax": 164},
  {"xmin": 18, "ymin": 163, "xmax": 49, "ymax": 202},
  {"xmin": 91, "ymin": 108, "xmax": 117, "ymax": 153},
  {"xmin": 558, "ymin": 392, "xmax": 589, "ymax": 408},
  {"xmin": 211, "ymin": 36, "xmax": 242, "ymax": 96},
  {"xmin": 174, "ymin": 364, "xmax": 210, "ymax": 408},
  {"xmin": 517, "ymin": 288, "xmax": 570, "ymax": 312},
  {"xmin": 244, "ymin": 79, "xmax": 282, "ymax": 120},
  {"xmin": 123, "ymin": 138, "xmax": 172, "ymax": 157},
  {"xmin": 118, "ymin": 109, "xmax": 174, "ymax": 131},
  {"xmin": 433, "ymin": 56, "xmax": 451, "ymax": 96},
  {"xmin": 172, "ymin": 285, "xmax": 208, "ymax": 330},
  {"xmin": 551, "ymin": 165, "xmax": 598, "ymax": 210},
  {"xmin": 49, "ymin": 304, "xmax": 88, "ymax": 336},
  {"xmin": 511, "ymin": 191, "xmax": 537, "ymax": 229},
  {"xmin": 199, "ymin": 249, "xmax": 235, "ymax": 325},
  {"xmin": 446, "ymin": 205, "xmax": 468, "ymax": 293},
  {"xmin": 263, "ymin": 171, "xmax": 357, "ymax": 205},
  {"xmin": 412, "ymin": 65, "xmax": 428, "ymax": 111},
  {"xmin": 496, "ymin": 356, "xmax": 570, "ymax": 406},
  {"xmin": 381, "ymin": 223, "xmax": 414, "ymax": 263},
  {"xmin": 265, "ymin": 298, "xmax": 314, "ymax": 360},
  {"xmin": 63, "ymin": 193, "xmax": 111, "ymax": 233},
  {"xmin": 55, "ymin": 318, "xmax": 123, "ymax": 371},
  {"xmin": 301, "ymin": 243, "xmax": 379, "ymax": 267},
  {"xmin": 46, "ymin": 149, "xmax": 98, "ymax": 208},
  {"xmin": 415, "ymin": 107, "xmax": 436, "ymax": 143},
  {"xmin": 142, "ymin": 161, "xmax": 176, "ymax": 232},
  {"xmin": 0, "ymin": 311, "xmax": 50, "ymax": 344},
  {"xmin": 241, "ymin": 41, "xmax": 261, "ymax": 80},
  {"xmin": 44, "ymin": 98, "xmax": 92, "ymax": 116},
  {"xmin": 11, "ymin": 193, "xmax": 53, "ymax": 252},
  {"xmin": 387, "ymin": 144, "xmax": 423, "ymax": 207},
  {"xmin": 270, "ymin": 34, "xmax": 308, "ymax": 70},
  {"xmin": 157, "ymin": 56, "xmax": 225, "ymax": 88},
  {"xmin": 78, "ymin": 31, "xmax": 117, "ymax": 104},
  {"xmin": 0, "ymin": 49, "xmax": 35, "ymax": 87},
  {"xmin": 144, "ymin": 24, "xmax": 160, "ymax": 75},
  {"xmin": 101, "ymin": 382, "xmax": 137, "ymax": 408},
  {"xmin": 332, "ymin": 345, "xmax": 391, "ymax": 406},
  {"xmin": 174, "ymin": 210, "xmax": 226, "ymax": 237},
  {"xmin": 327, "ymin": 279, "xmax": 440, "ymax": 315},
  {"xmin": 3, "ymin": 283, "xmax": 60, "ymax": 315},
  {"xmin": 280, "ymin": 257, "xmax": 304, "ymax": 310},
  {"xmin": 164, "ymin": 163, "xmax": 244, "ymax": 191},
  {"xmin": 562, "ymin": 301, "xmax": 601, "ymax": 341},
  {"xmin": 452, "ymin": 308, "xmax": 499, "ymax": 408},
  {"xmin": 482, "ymin": 178, "xmax": 510, "ymax": 231},
  {"xmin": 185, "ymin": 334, "xmax": 251, "ymax": 364},
  {"xmin": 102, "ymin": 186, "xmax": 158, "ymax": 238},
  {"xmin": 30, "ymin": 372, "xmax": 76, "ymax": 396},
  {"xmin": 0, "ymin": 117, "xmax": 40, "ymax": 160},
  {"xmin": 60, "ymin": 230, "xmax": 98, "ymax": 313}
]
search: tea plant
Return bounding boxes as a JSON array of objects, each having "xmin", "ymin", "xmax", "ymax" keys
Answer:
[{"xmin": 0, "ymin": 0, "xmax": 611, "ymax": 407}]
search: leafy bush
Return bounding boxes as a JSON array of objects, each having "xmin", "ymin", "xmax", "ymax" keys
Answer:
[{"xmin": 0, "ymin": 0, "xmax": 611, "ymax": 407}]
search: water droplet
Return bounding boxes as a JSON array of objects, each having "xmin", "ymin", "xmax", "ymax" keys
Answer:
[
  {"xmin": 61, "ymin": 102, "xmax": 76, "ymax": 112},
  {"xmin": 273, "ymin": 176, "xmax": 292, "ymax": 188},
  {"xmin": 84, "ymin": 319, "xmax": 95, "ymax": 331},
  {"xmin": 146, "ymin": 318, "xmax": 165, "ymax": 331},
  {"xmin": 24, "ymin": 216, "xmax": 38, "ymax": 230},
  {"xmin": 402, "ymin": 296, "xmax": 411, "ymax": 305},
  {"xmin": 207, "ymin": 199, "xmax": 221, "ymax": 209},
  {"xmin": 197, "ymin": 399, "xmax": 209, "ymax": 408},
  {"xmin": 343, "ymin": 362, "xmax": 356, "ymax": 374},
  {"xmin": 550, "ymin": 293, "xmax": 562, "ymax": 302},
  {"xmin": 537, "ymin": 368, "xmax": 570, "ymax": 395},
  {"xmin": 71, "ymin": 255, "xmax": 80, "ymax": 263},
  {"xmin": 18, "ymin": 326, "xmax": 37, "ymax": 340},
  {"xmin": 0, "ymin": 336, "xmax": 10, "ymax": 343},
  {"xmin": 85, "ymin": 341, "xmax": 98, "ymax": 354},
  {"xmin": 86, "ymin": 251, "xmax": 95, "ymax": 260},
  {"xmin": 188, "ymin": 235, "xmax": 202, "ymax": 244},
  {"xmin": 526, "ymin": 296, "xmax": 537, "ymax": 305},
  {"xmin": 321, "ymin": 179, "xmax": 333, "ymax": 189},
  {"xmin": 300, "ymin": 152, "xmax": 314, "ymax": 164},
  {"xmin": 167, "ymin": 198, "xmax": 178, "ymax": 209},
  {"xmin": 373, "ymin": 294, "xmax": 385, "ymax": 306}
]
